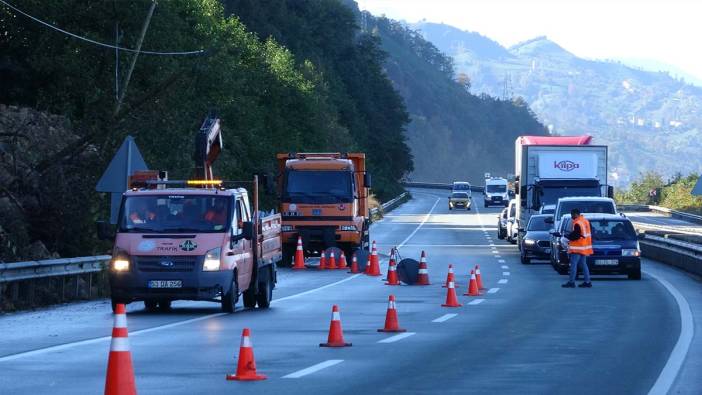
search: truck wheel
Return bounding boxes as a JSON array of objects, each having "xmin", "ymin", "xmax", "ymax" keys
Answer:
[
  {"xmin": 144, "ymin": 300, "xmax": 158, "ymax": 311},
  {"xmin": 243, "ymin": 288, "xmax": 257, "ymax": 308},
  {"xmin": 256, "ymin": 269, "xmax": 273, "ymax": 309},
  {"xmin": 221, "ymin": 274, "xmax": 239, "ymax": 313},
  {"xmin": 628, "ymin": 269, "xmax": 641, "ymax": 280},
  {"xmin": 281, "ymin": 245, "xmax": 295, "ymax": 267},
  {"xmin": 158, "ymin": 300, "xmax": 172, "ymax": 311}
]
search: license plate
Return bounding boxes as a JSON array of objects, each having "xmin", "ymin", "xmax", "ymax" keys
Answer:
[
  {"xmin": 148, "ymin": 280, "xmax": 182, "ymax": 288},
  {"xmin": 595, "ymin": 259, "xmax": 619, "ymax": 266},
  {"xmin": 544, "ymin": 248, "xmax": 551, "ymax": 254},
  {"xmin": 312, "ymin": 209, "xmax": 322, "ymax": 216}
]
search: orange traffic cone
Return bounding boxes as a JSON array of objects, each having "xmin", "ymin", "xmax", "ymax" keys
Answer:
[
  {"xmin": 465, "ymin": 269, "xmax": 481, "ymax": 296},
  {"xmin": 327, "ymin": 251, "xmax": 338, "ymax": 270},
  {"xmin": 364, "ymin": 255, "xmax": 371, "ymax": 274},
  {"xmin": 378, "ymin": 295, "xmax": 406, "ymax": 332},
  {"xmin": 337, "ymin": 252, "xmax": 348, "ymax": 270},
  {"xmin": 443, "ymin": 264, "xmax": 459, "ymax": 288},
  {"xmin": 475, "ymin": 265, "xmax": 485, "ymax": 290},
  {"xmin": 292, "ymin": 236, "xmax": 305, "ymax": 270},
  {"xmin": 367, "ymin": 241, "xmax": 381, "ymax": 276},
  {"xmin": 416, "ymin": 251, "xmax": 430, "ymax": 285},
  {"xmin": 320, "ymin": 305, "xmax": 352, "ymax": 347},
  {"xmin": 348, "ymin": 254, "xmax": 360, "ymax": 274},
  {"xmin": 442, "ymin": 280, "xmax": 462, "ymax": 307},
  {"xmin": 226, "ymin": 328, "xmax": 266, "ymax": 381},
  {"xmin": 319, "ymin": 251, "xmax": 327, "ymax": 270},
  {"xmin": 385, "ymin": 258, "xmax": 400, "ymax": 285},
  {"xmin": 105, "ymin": 304, "xmax": 137, "ymax": 395}
]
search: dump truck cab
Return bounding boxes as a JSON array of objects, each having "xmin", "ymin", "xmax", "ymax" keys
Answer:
[{"xmin": 277, "ymin": 153, "xmax": 371, "ymax": 263}]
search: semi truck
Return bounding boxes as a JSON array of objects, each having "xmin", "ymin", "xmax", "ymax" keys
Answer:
[
  {"xmin": 513, "ymin": 135, "xmax": 611, "ymax": 245},
  {"xmin": 99, "ymin": 116, "xmax": 281, "ymax": 313},
  {"xmin": 276, "ymin": 152, "xmax": 371, "ymax": 264}
]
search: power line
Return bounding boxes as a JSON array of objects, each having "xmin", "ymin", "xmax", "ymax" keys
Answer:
[{"xmin": 0, "ymin": 0, "xmax": 205, "ymax": 56}]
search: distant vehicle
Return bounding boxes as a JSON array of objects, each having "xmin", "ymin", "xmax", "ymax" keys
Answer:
[
  {"xmin": 540, "ymin": 204, "xmax": 556, "ymax": 215},
  {"xmin": 452, "ymin": 181, "xmax": 472, "ymax": 195},
  {"xmin": 449, "ymin": 191, "xmax": 472, "ymax": 210},
  {"xmin": 506, "ymin": 199, "xmax": 518, "ymax": 244},
  {"xmin": 483, "ymin": 177, "xmax": 509, "ymax": 207},
  {"xmin": 549, "ymin": 196, "xmax": 617, "ymax": 232},
  {"xmin": 497, "ymin": 207, "xmax": 508, "ymax": 239},
  {"xmin": 514, "ymin": 135, "xmax": 611, "ymax": 246},
  {"xmin": 519, "ymin": 214, "xmax": 553, "ymax": 264},
  {"xmin": 550, "ymin": 214, "xmax": 642, "ymax": 280}
]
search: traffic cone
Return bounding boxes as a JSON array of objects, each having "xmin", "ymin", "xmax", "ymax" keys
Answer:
[
  {"xmin": 327, "ymin": 251, "xmax": 338, "ymax": 270},
  {"xmin": 465, "ymin": 269, "xmax": 481, "ymax": 296},
  {"xmin": 385, "ymin": 258, "xmax": 400, "ymax": 285},
  {"xmin": 475, "ymin": 265, "xmax": 485, "ymax": 290},
  {"xmin": 320, "ymin": 305, "xmax": 352, "ymax": 347},
  {"xmin": 367, "ymin": 241, "xmax": 381, "ymax": 276},
  {"xmin": 337, "ymin": 252, "xmax": 348, "ymax": 270},
  {"xmin": 348, "ymin": 254, "xmax": 360, "ymax": 273},
  {"xmin": 441, "ymin": 281, "xmax": 462, "ymax": 307},
  {"xmin": 292, "ymin": 236, "xmax": 305, "ymax": 270},
  {"xmin": 364, "ymin": 255, "xmax": 371, "ymax": 275},
  {"xmin": 226, "ymin": 328, "xmax": 266, "ymax": 381},
  {"xmin": 319, "ymin": 251, "xmax": 327, "ymax": 270},
  {"xmin": 443, "ymin": 264, "xmax": 459, "ymax": 288},
  {"xmin": 416, "ymin": 251, "xmax": 430, "ymax": 285},
  {"xmin": 104, "ymin": 304, "xmax": 136, "ymax": 395},
  {"xmin": 378, "ymin": 295, "xmax": 406, "ymax": 332}
]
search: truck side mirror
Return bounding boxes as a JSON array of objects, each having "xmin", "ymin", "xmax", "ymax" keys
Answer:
[
  {"xmin": 607, "ymin": 186, "xmax": 614, "ymax": 198},
  {"xmin": 364, "ymin": 173, "xmax": 372, "ymax": 188},
  {"xmin": 96, "ymin": 220, "xmax": 115, "ymax": 241},
  {"xmin": 242, "ymin": 221, "xmax": 254, "ymax": 241}
]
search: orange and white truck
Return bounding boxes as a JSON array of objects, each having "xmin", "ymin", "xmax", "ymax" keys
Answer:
[{"xmin": 276, "ymin": 153, "xmax": 372, "ymax": 264}]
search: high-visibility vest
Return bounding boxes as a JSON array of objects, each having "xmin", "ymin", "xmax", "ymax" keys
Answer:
[{"xmin": 568, "ymin": 216, "xmax": 593, "ymax": 256}]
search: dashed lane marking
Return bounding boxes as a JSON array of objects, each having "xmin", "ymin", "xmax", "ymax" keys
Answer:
[
  {"xmin": 498, "ymin": 279, "xmax": 509, "ymax": 284},
  {"xmin": 468, "ymin": 299, "xmax": 485, "ymax": 305},
  {"xmin": 498, "ymin": 259, "xmax": 506, "ymax": 263},
  {"xmin": 501, "ymin": 265, "xmax": 509, "ymax": 269},
  {"xmin": 378, "ymin": 332, "xmax": 416, "ymax": 343},
  {"xmin": 495, "ymin": 255, "xmax": 502, "ymax": 258},
  {"xmin": 397, "ymin": 198, "xmax": 440, "ymax": 248},
  {"xmin": 503, "ymin": 272, "xmax": 511, "ymax": 276},
  {"xmin": 432, "ymin": 314, "xmax": 458, "ymax": 323},
  {"xmin": 487, "ymin": 288, "xmax": 500, "ymax": 294},
  {"xmin": 282, "ymin": 360, "xmax": 344, "ymax": 378}
]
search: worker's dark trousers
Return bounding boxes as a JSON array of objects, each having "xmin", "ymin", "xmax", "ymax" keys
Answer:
[{"xmin": 568, "ymin": 253, "xmax": 591, "ymax": 283}]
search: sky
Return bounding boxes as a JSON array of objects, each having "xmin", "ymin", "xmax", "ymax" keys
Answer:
[{"xmin": 356, "ymin": 0, "xmax": 702, "ymax": 84}]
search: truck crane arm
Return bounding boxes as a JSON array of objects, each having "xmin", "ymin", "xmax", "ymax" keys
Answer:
[{"xmin": 193, "ymin": 115, "xmax": 223, "ymax": 181}]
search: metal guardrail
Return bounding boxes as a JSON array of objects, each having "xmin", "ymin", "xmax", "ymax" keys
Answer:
[
  {"xmin": 639, "ymin": 234, "xmax": 702, "ymax": 276},
  {"xmin": 402, "ymin": 182, "xmax": 485, "ymax": 192},
  {"xmin": 370, "ymin": 192, "xmax": 409, "ymax": 218},
  {"xmin": 620, "ymin": 204, "xmax": 702, "ymax": 225},
  {"xmin": 0, "ymin": 256, "xmax": 110, "ymax": 283}
]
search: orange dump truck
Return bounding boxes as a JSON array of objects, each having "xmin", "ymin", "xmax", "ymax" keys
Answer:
[{"xmin": 276, "ymin": 153, "xmax": 372, "ymax": 264}]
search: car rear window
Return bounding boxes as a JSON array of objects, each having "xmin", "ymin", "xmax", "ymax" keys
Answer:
[{"xmin": 590, "ymin": 219, "xmax": 637, "ymax": 240}]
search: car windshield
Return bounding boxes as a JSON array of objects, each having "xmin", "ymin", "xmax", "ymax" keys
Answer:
[
  {"xmin": 486, "ymin": 184, "xmax": 507, "ymax": 193},
  {"xmin": 528, "ymin": 216, "xmax": 551, "ymax": 231},
  {"xmin": 590, "ymin": 219, "xmax": 637, "ymax": 240},
  {"xmin": 284, "ymin": 170, "xmax": 353, "ymax": 203},
  {"xmin": 453, "ymin": 183, "xmax": 470, "ymax": 190},
  {"xmin": 557, "ymin": 201, "xmax": 616, "ymax": 220},
  {"xmin": 452, "ymin": 192, "xmax": 469, "ymax": 198},
  {"xmin": 119, "ymin": 195, "xmax": 231, "ymax": 233}
]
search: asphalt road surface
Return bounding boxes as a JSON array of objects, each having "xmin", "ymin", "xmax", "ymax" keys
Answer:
[{"xmin": 1, "ymin": 189, "xmax": 700, "ymax": 394}]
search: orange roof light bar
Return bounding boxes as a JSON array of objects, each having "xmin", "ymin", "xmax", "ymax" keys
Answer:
[{"xmin": 187, "ymin": 180, "xmax": 223, "ymax": 186}]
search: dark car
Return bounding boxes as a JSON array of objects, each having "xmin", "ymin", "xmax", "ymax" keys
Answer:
[
  {"xmin": 550, "ymin": 214, "xmax": 642, "ymax": 280},
  {"xmin": 497, "ymin": 208, "xmax": 508, "ymax": 239},
  {"xmin": 520, "ymin": 214, "xmax": 553, "ymax": 264}
]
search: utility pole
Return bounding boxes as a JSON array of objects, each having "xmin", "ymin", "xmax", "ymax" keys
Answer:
[{"xmin": 113, "ymin": 0, "xmax": 157, "ymax": 118}]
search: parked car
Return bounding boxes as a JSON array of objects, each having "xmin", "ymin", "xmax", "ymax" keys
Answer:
[
  {"xmin": 519, "ymin": 214, "xmax": 553, "ymax": 264},
  {"xmin": 506, "ymin": 199, "xmax": 518, "ymax": 244},
  {"xmin": 497, "ymin": 207, "xmax": 508, "ymax": 239},
  {"xmin": 549, "ymin": 196, "xmax": 617, "ymax": 232},
  {"xmin": 540, "ymin": 204, "xmax": 556, "ymax": 215},
  {"xmin": 449, "ymin": 191, "xmax": 472, "ymax": 210},
  {"xmin": 550, "ymin": 214, "xmax": 642, "ymax": 280}
]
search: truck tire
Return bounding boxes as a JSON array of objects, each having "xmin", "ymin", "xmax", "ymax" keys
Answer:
[
  {"xmin": 221, "ymin": 273, "xmax": 239, "ymax": 313},
  {"xmin": 628, "ymin": 269, "xmax": 641, "ymax": 280},
  {"xmin": 144, "ymin": 299, "xmax": 158, "ymax": 311},
  {"xmin": 158, "ymin": 300, "xmax": 172, "ymax": 311},
  {"xmin": 256, "ymin": 267, "xmax": 273, "ymax": 309},
  {"xmin": 281, "ymin": 245, "xmax": 295, "ymax": 267}
]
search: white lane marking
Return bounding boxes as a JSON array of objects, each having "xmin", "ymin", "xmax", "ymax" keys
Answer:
[
  {"xmin": 432, "ymin": 314, "xmax": 458, "ymax": 323},
  {"xmin": 503, "ymin": 272, "xmax": 511, "ymax": 276},
  {"xmin": 646, "ymin": 271, "xmax": 694, "ymax": 395},
  {"xmin": 498, "ymin": 279, "xmax": 509, "ymax": 284},
  {"xmin": 394, "ymin": 244, "xmax": 516, "ymax": 248},
  {"xmin": 495, "ymin": 255, "xmax": 502, "ymax": 258},
  {"xmin": 498, "ymin": 259, "xmax": 506, "ymax": 263},
  {"xmin": 397, "ymin": 198, "xmax": 441, "ymax": 248},
  {"xmin": 501, "ymin": 265, "xmax": 509, "ymax": 269},
  {"xmin": 283, "ymin": 360, "xmax": 344, "ymax": 378},
  {"xmin": 489, "ymin": 244, "xmax": 495, "ymax": 247},
  {"xmin": 468, "ymin": 299, "xmax": 485, "ymax": 305},
  {"xmin": 492, "ymin": 251, "xmax": 499, "ymax": 255},
  {"xmin": 487, "ymin": 288, "xmax": 500, "ymax": 294},
  {"xmin": 378, "ymin": 332, "xmax": 416, "ymax": 343}
]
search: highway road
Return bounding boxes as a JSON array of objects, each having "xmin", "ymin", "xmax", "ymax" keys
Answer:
[
  {"xmin": 1, "ymin": 189, "xmax": 700, "ymax": 394},
  {"xmin": 623, "ymin": 210, "xmax": 702, "ymax": 235}
]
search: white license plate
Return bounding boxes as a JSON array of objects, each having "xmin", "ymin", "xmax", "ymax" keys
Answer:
[
  {"xmin": 595, "ymin": 259, "xmax": 619, "ymax": 266},
  {"xmin": 148, "ymin": 280, "xmax": 182, "ymax": 288},
  {"xmin": 544, "ymin": 248, "xmax": 551, "ymax": 254}
]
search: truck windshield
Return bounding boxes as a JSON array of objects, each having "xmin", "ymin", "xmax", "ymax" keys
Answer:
[
  {"xmin": 557, "ymin": 201, "xmax": 616, "ymax": 220},
  {"xmin": 486, "ymin": 184, "xmax": 507, "ymax": 193},
  {"xmin": 119, "ymin": 195, "xmax": 231, "ymax": 233},
  {"xmin": 537, "ymin": 186, "xmax": 601, "ymax": 208},
  {"xmin": 590, "ymin": 219, "xmax": 636, "ymax": 240},
  {"xmin": 284, "ymin": 170, "xmax": 353, "ymax": 203}
]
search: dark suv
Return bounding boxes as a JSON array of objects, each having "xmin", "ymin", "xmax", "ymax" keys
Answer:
[{"xmin": 550, "ymin": 214, "xmax": 641, "ymax": 280}]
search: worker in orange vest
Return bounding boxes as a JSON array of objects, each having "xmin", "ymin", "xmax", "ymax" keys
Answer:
[{"xmin": 562, "ymin": 208, "xmax": 593, "ymax": 288}]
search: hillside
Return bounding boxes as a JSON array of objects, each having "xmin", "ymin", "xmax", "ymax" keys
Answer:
[{"xmin": 412, "ymin": 22, "xmax": 702, "ymax": 186}]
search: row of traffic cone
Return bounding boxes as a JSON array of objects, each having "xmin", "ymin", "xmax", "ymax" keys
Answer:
[
  {"xmin": 442, "ymin": 265, "xmax": 486, "ymax": 307},
  {"xmin": 293, "ymin": 236, "xmax": 349, "ymax": 270}
]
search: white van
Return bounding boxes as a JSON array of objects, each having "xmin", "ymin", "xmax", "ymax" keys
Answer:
[
  {"xmin": 452, "ymin": 181, "xmax": 472, "ymax": 195},
  {"xmin": 483, "ymin": 177, "xmax": 509, "ymax": 207}
]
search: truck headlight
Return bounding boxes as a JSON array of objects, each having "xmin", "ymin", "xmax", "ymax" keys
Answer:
[
  {"xmin": 203, "ymin": 248, "xmax": 221, "ymax": 271},
  {"xmin": 281, "ymin": 225, "xmax": 294, "ymax": 232},
  {"xmin": 112, "ymin": 258, "xmax": 130, "ymax": 272},
  {"xmin": 340, "ymin": 225, "xmax": 357, "ymax": 231},
  {"xmin": 524, "ymin": 239, "xmax": 535, "ymax": 246},
  {"xmin": 622, "ymin": 249, "xmax": 640, "ymax": 257}
]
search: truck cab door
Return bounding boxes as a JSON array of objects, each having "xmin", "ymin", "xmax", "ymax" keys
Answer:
[{"xmin": 230, "ymin": 197, "xmax": 253, "ymax": 291}]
